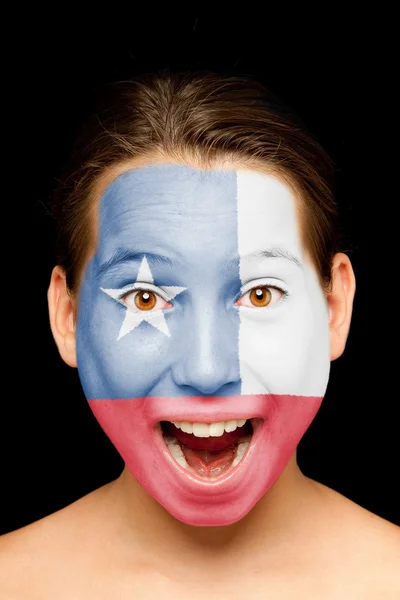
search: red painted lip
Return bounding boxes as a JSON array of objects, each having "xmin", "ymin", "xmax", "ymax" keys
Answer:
[
  {"xmin": 155, "ymin": 412, "xmax": 262, "ymax": 485},
  {"xmin": 147, "ymin": 394, "xmax": 270, "ymax": 427}
]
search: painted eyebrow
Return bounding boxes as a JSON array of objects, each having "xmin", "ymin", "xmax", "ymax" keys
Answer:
[
  {"xmin": 240, "ymin": 248, "xmax": 303, "ymax": 269},
  {"xmin": 97, "ymin": 249, "xmax": 174, "ymax": 277}
]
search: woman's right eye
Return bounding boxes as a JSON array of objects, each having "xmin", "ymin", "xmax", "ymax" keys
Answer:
[{"xmin": 121, "ymin": 290, "xmax": 172, "ymax": 312}]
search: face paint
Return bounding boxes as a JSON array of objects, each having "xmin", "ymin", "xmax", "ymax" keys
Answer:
[{"xmin": 76, "ymin": 164, "xmax": 330, "ymax": 526}]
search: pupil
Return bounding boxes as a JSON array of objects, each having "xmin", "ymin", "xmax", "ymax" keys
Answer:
[
  {"xmin": 249, "ymin": 287, "xmax": 271, "ymax": 308},
  {"xmin": 134, "ymin": 290, "xmax": 156, "ymax": 311}
]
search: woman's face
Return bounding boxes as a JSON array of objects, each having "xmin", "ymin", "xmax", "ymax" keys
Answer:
[{"xmin": 76, "ymin": 163, "xmax": 331, "ymax": 526}]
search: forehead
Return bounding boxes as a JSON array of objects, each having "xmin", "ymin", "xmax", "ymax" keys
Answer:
[{"xmin": 95, "ymin": 164, "xmax": 303, "ymax": 262}]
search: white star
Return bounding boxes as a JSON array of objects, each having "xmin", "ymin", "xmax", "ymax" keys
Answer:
[{"xmin": 101, "ymin": 256, "xmax": 187, "ymax": 340}]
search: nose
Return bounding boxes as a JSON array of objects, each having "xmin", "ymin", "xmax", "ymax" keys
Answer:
[{"xmin": 171, "ymin": 303, "xmax": 241, "ymax": 396}]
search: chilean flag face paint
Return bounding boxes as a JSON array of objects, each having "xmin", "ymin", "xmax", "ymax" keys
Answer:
[{"xmin": 76, "ymin": 164, "xmax": 330, "ymax": 526}]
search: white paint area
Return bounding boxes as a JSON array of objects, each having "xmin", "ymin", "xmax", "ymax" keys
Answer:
[{"xmin": 237, "ymin": 171, "xmax": 331, "ymax": 397}]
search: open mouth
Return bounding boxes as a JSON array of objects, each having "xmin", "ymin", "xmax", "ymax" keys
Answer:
[{"xmin": 159, "ymin": 417, "xmax": 263, "ymax": 480}]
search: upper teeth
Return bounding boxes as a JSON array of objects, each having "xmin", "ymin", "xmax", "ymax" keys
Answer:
[{"xmin": 170, "ymin": 419, "xmax": 247, "ymax": 438}]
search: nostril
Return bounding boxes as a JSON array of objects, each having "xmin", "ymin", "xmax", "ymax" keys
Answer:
[
  {"xmin": 171, "ymin": 361, "xmax": 241, "ymax": 396},
  {"xmin": 175, "ymin": 379, "xmax": 241, "ymax": 397}
]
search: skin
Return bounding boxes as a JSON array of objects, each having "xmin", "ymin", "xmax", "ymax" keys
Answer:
[{"xmin": 1, "ymin": 156, "xmax": 399, "ymax": 599}]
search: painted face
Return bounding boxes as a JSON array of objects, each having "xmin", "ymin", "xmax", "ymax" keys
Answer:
[{"xmin": 76, "ymin": 164, "xmax": 330, "ymax": 526}]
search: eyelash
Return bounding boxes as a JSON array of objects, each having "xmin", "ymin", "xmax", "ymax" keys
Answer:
[{"xmin": 117, "ymin": 283, "xmax": 171, "ymax": 303}]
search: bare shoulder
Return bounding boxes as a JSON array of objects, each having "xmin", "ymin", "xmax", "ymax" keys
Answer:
[
  {"xmin": 313, "ymin": 480, "xmax": 400, "ymax": 548},
  {"xmin": 0, "ymin": 484, "xmax": 114, "ymax": 599},
  {"xmin": 310, "ymin": 480, "xmax": 400, "ymax": 598}
]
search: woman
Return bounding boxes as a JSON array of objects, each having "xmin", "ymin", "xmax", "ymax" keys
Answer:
[{"xmin": 1, "ymin": 71, "xmax": 399, "ymax": 598}]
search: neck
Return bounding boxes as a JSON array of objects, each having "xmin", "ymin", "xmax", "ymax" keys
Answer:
[{"xmin": 101, "ymin": 455, "xmax": 321, "ymax": 575}]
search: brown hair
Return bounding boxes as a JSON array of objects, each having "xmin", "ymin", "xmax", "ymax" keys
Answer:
[{"xmin": 51, "ymin": 70, "xmax": 339, "ymax": 295}]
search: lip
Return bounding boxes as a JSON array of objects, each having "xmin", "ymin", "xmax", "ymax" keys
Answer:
[
  {"xmin": 155, "ymin": 416, "xmax": 263, "ymax": 484},
  {"xmin": 148, "ymin": 394, "xmax": 270, "ymax": 491},
  {"xmin": 147, "ymin": 394, "xmax": 270, "ymax": 426}
]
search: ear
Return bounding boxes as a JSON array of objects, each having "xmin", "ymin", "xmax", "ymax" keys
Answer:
[
  {"xmin": 327, "ymin": 252, "xmax": 356, "ymax": 361},
  {"xmin": 48, "ymin": 266, "xmax": 77, "ymax": 367}
]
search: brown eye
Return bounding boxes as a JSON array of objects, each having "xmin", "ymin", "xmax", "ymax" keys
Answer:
[
  {"xmin": 133, "ymin": 290, "xmax": 157, "ymax": 311},
  {"xmin": 236, "ymin": 285, "xmax": 284, "ymax": 309},
  {"xmin": 122, "ymin": 289, "xmax": 172, "ymax": 312},
  {"xmin": 249, "ymin": 287, "xmax": 272, "ymax": 307}
]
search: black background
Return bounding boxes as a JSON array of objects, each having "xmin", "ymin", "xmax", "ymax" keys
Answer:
[{"xmin": 2, "ymin": 12, "xmax": 398, "ymax": 534}]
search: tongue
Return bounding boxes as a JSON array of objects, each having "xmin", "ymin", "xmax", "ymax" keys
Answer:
[
  {"xmin": 183, "ymin": 447, "xmax": 236, "ymax": 478},
  {"xmin": 163, "ymin": 422, "xmax": 248, "ymax": 478}
]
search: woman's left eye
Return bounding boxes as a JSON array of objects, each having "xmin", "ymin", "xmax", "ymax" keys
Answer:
[
  {"xmin": 236, "ymin": 286, "xmax": 284, "ymax": 308},
  {"xmin": 120, "ymin": 290, "xmax": 172, "ymax": 312}
]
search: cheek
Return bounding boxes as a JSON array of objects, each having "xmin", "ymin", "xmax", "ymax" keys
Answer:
[
  {"xmin": 239, "ymin": 295, "xmax": 330, "ymax": 396},
  {"xmin": 76, "ymin": 287, "xmax": 172, "ymax": 399}
]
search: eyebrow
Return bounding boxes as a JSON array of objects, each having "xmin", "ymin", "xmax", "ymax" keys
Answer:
[
  {"xmin": 97, "ymin": 249, "xmax": 174, "ymax": 277},
  {"xmin": 97, "ymin": 246, "xmax": 302, "ymax": 278},
  {"xmin": 240, "ymin": 249, "xmax": 303, "ymax": 269}
]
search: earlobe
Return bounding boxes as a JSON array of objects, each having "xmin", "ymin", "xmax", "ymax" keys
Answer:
[
  {"xmin": 327, "ymin": 253, "xmax": 356, "ymax": 361},
  {"xmin": 48, "ymin": 266, "xmax": 77, "ymax": 368}
]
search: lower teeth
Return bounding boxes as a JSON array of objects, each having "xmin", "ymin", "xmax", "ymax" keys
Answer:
[
  {"xmin": 231, "ymin": 439, "xmax": 250, "ymax": 467},
  {"xmin": 163, "ymin": 435, "xmax": 188, "ymax": 470},
  {"xmin": 163, "ymin": 434, "xmax": 251, "ymax": 478}
]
